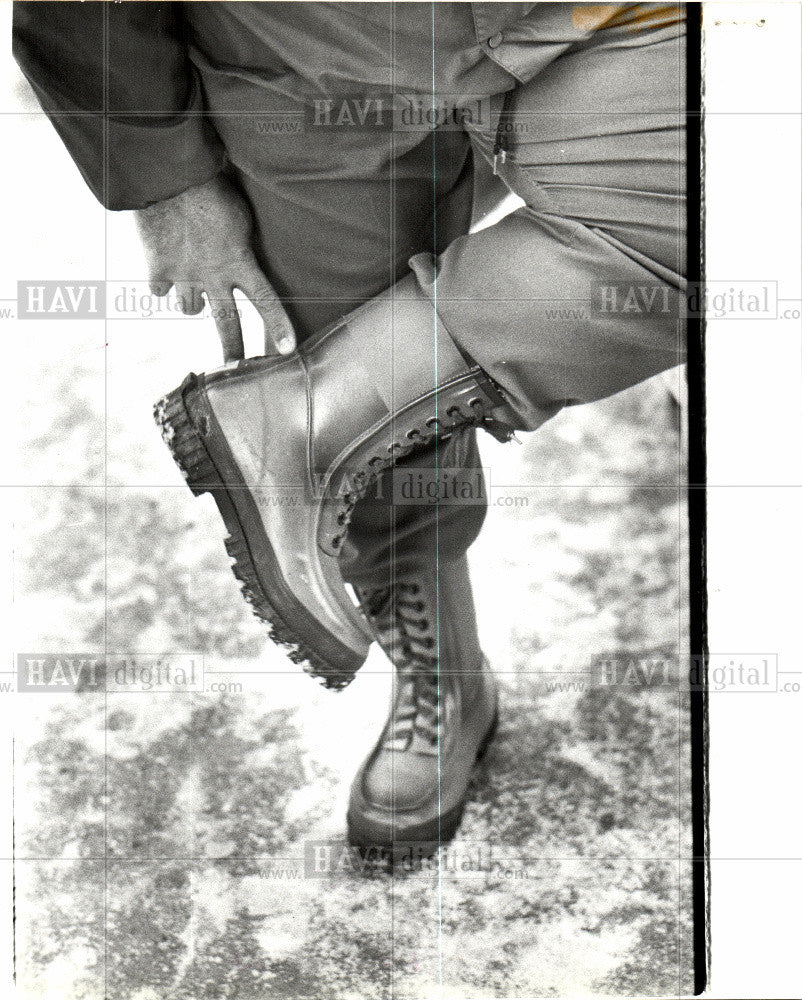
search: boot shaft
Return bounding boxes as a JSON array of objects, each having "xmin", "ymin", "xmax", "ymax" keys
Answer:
[{"xmin": 357, "ymin": 554, "xmax": 484, "ymax": 681}]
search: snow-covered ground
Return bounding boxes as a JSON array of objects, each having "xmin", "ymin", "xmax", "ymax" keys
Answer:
[{"xmin": 3, "ymin": 55, "xmax": 691, "ymax": 999}]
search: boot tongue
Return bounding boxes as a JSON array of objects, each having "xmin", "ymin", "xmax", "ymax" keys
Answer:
[
  {"xmin": 384, "ymin": 671, "xmax": 441, "ymax": 752},
  {"xmin": 383, "ymin": 674, "xmax": 419, "ymax": 750}
]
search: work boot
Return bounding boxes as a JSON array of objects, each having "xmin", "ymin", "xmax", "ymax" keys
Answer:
[
  {"xmin": 347, "ymin": 555, "xmax": 499, "ymax": 855},
  {"xmin": 154, "ymin": 273, "xmax": 518, "ymax": 688}
]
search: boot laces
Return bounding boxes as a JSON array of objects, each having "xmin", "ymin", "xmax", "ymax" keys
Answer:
[
  {"xmin": 358, "ymin": 581, "xmax": 443, "ymax": 748},
  {"xmin": 329, "ymin": 397, "xmax": 516, "ymax": 552}
]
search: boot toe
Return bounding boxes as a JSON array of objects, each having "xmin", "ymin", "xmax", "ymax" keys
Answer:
[{"xmin": 362, "ymin": 749, "xmax": 435, "ymax": 811}]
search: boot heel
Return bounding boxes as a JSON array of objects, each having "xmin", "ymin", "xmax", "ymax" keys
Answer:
[{"xmin": 153, "ymin": 375, "xmax": 221, "ymax": 497}]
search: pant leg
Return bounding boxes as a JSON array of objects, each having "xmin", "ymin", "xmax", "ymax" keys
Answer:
[
  {"xmin": 410, "ymin": 27, "xmax": 687, "ymax": 432},
  {"xmin": 346, "ymin": 25, "xmax": 687, "ymax": 584},
  {"xmin": 346, "ymin": 27, "xmax": 687, "ymax": 584}
]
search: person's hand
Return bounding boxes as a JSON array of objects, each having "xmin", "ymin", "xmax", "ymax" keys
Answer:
[{"xmin": 134, "ymin": 175, "xmax": 296, "ymax": 361}]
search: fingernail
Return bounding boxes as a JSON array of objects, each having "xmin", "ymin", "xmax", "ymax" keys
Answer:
[{"xmin": 277, "ymin": 337, "xmax": 295, "ymax": 355}]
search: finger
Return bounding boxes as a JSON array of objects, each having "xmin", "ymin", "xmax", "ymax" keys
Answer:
[
  {"xmin": 174, "ymin": 282, "xmax": 205, "ymax": 316},
  {"xmin": 207, "ymin": 289, "xmax": 245, "ymax": 362},
  {"xmin": 148, "ymin": 276, "xmax": 173, "ymax": 297},
  {"xmin": 234, "ymin": 258, "xmax": 296, "ymax": 355}
]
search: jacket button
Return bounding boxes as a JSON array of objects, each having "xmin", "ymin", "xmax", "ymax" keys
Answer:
[{"xmin": 487, "ymin": 32, "xmax": 504, "ymax": 48}]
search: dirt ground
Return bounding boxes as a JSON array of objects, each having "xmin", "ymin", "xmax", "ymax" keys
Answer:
[
  {"xmin": 11, "ymin": 362, "xmax": 692, "ymax": 1000},
  {"xmin": 6, "ymin": 84, "xmax": 692, "ymax": 1000}
]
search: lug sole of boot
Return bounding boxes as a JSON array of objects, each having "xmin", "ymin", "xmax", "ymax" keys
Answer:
[
  {"xmin": 154, "ymin": 372, "xmax": 365, "ymax": 689},
  {"xmin": 346, "ymin": 705, "xmax": 499, "ymax": 864}
]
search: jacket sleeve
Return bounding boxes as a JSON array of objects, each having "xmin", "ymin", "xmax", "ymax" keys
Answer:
[{"xmin": 13, "ymin": 0, "xmax": 226, "ymax": 210}]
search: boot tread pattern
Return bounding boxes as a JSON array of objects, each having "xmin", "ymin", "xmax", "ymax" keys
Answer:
[{"xmin": 154, "ymin": 376, "xmax": 355, "ymax": 690}]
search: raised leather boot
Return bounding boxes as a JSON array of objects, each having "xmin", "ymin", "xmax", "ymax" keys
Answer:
[
  {"xmin": 347, "ymin": 554, "xmax": 498, "ymax": 855},
  {"xmin": 154, "ymin": 273, "xmax": 518, "ymax": 688}
]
